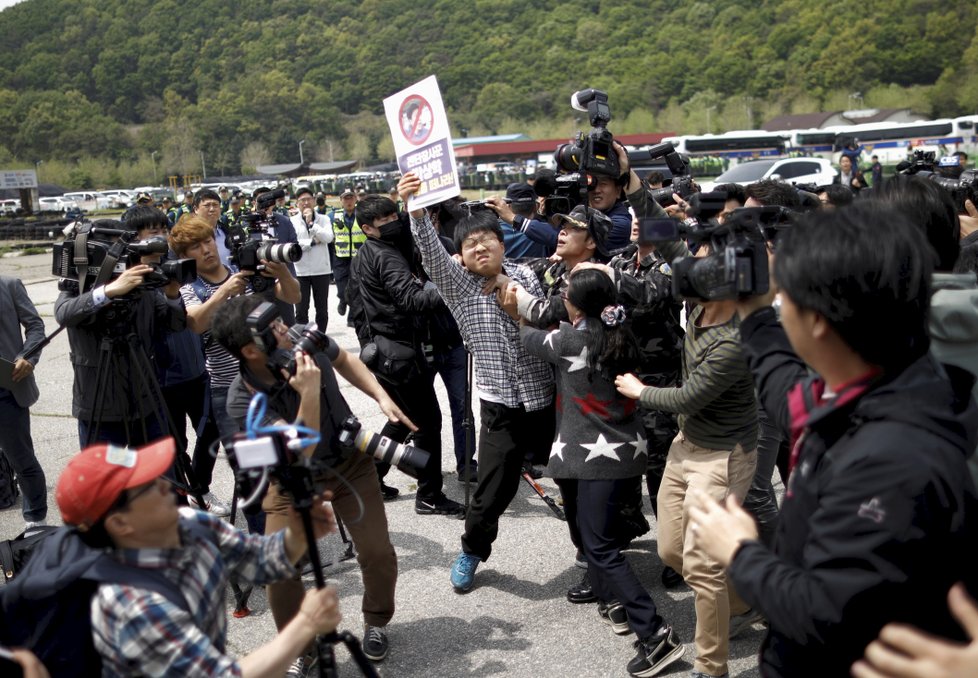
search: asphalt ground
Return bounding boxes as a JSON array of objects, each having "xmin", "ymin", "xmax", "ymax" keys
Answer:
[{"xmin": 0, "ymin": 250, "xmax": 765, "ymax": 678}]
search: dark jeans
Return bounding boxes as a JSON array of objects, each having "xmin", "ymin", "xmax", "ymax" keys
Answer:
[
  {"xmin": 742, "ymin": 408, "xmax": 784, "ymax": 545},
  {"xmin": 375, "ymin": 363, "xmax": 444, "ymax": 499},
  {"xmin": 430, "ymin": 344, "xmax": 475, "ymax": 472},
  {"xmin": 557, "ymin": 477, "xmax": 664, "ymax": 640},
  {"xmin": 210, "ymin": 382, "xmax": 263, "ymax": 531},
  {"xmin": 0, "ymin": 389, "xmax": 46, "ymax": 522},
  {"xmin": 297, "ymin": 274, "xmax": 330, "ymax": 329},
  {"xmin": 162, "ymin": 373, "xmax": 220, "ymax": 494},
  {"xmin": 78, "ymin": 413, "xmax": 165, "ymax": 448},
  {"xmin": 333, "ymin": 257, "xmax": 352, "ymax": 307},
  {"xmin": 461, "ymin": 399, "xmax": 555, "ymax": 561}
]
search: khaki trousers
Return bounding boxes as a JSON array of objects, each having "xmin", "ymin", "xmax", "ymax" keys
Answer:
[{"xmin": 657, "ymin": 434, "xmax": 756, "ymax": 676}]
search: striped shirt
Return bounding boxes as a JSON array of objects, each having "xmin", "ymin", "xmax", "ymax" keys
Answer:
[
  {"xmin": 410, "ymin": 212, "xmax": 554, "ymax": 411},
  {"xmin": 180, "ymin": 269, "xmax": 249, "ymax": 389},
  {"xmin": 91, "ymin": 508, "xmax": 295, "ymax": 677},
  {"xmin": 639, "ymin": 304, "xmax": 757, "ymax": 450}
]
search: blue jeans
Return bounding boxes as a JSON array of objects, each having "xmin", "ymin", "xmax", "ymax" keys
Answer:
[
  {"xmin": 0, "ymin": 389, "xmax": 47, "ymax": 522},
  {"xmin": 430, "ymin": 344, "xmax": 476, "ymax": 471}
]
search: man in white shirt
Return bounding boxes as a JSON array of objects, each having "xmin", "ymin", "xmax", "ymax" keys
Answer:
[{"xmin": 291, "ymin": 187, "xmax": 334, "ymax": 330}]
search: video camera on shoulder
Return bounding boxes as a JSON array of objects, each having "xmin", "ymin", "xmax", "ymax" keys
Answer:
[
  {"xmin": 53, "ymin": 222, "xmax": 196, "ymax": 295},
  {"xmin": 640, "ymin": 196, "xmax": 790, "ymax": 301},
  {"xmin": 226, "ymin": 188, "xmax": 301, "ymax": 293}
]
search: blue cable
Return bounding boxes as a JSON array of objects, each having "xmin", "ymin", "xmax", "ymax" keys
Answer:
[{"xmin": 245, "ymin": 391, "xmax": 322, "ymax": 451}]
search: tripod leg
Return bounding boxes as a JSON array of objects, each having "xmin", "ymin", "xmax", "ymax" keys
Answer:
[{"xmin": 83, "ymin": 338, "xmax": 116, "ymax": 446}]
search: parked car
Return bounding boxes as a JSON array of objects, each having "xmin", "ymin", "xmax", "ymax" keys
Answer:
[
  {"xmin": 99, "ymin": 189, "xmax": 136, "ymax": 209},
  {"xmin": 698, "ymin": 157, "xmax": 836, "ymax": 192},
  {"xmin": 0, "ymin": 198, "xmax": 20, "ymax": 216},
  {"xmin": 38, "ymin": 197, "xmax": 79, "ymax": 212},
  {"xmin": 64, "ymin": 191, "xmax": 113, "ymax": 211}
]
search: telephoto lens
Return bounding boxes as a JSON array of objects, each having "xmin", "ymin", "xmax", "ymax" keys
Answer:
[
  {"xmin": 256, "ymin": 241, "xmax": 303, "ymax": 264},
  {"xmin": 337, "ymin": 415, "xmax": 432, "ymax": 478}
]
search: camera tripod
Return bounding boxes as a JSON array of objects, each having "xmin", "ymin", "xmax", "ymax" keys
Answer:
[
  {"xmin": 80, "ymin": 298, "xmax": 206, "ymax": 509},
  {"xmin": 275, "ymin": 462, "xmax": 379, "ymax": 678}
]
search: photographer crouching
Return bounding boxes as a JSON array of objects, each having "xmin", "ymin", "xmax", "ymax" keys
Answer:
[
  {"xmin": 211, "ymin": 295, "xmax": 415, "ymax": 669},
  {"xmin": 54, "ymin": 219, "xmax": 189, "ymax": 447}
]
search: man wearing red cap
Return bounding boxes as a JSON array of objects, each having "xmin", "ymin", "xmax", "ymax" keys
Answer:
[{"xmin": 55, "ymin": 437, "xmax": 341, "ymax": 677}]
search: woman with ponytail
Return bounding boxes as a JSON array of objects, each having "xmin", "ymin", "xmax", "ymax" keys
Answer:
[{"xmin": 515, "ymin": 268, "xmax": 685, "ymax": 677}]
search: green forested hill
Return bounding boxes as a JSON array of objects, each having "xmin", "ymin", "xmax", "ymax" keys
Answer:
[{"xmin": 0, "ymin": 0, "xmax": 976, "ymax": 185}]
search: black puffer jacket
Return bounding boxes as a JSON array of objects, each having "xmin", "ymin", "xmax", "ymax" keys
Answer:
[
  {"xmin": 731, "ymin": 307, "xmax": 978, "ymax": 678},
  {"xmin": 348, "ymin": 235, "xmax": 444, "ymax": 351}
]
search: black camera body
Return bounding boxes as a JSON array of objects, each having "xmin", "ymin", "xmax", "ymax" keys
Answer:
[
  {"xmin": 895, "ymin": 153, "xmax": 978, "ymax": 214},
  {"xmin": 54, "ymin": 225, "xmax": 195, "ymax": 294},
  {"xmin": 647, "ymin": 142, "xmax": 697, "ymax": 207},
  {"xmin": 554, "ymin": 89, "xmax": 620, "ymax": 179},
  {"xmin": 226, "ymin": 212, "xmax": 302, "ymax": 294},
  {"xmin": 649, "ymin": 206, "xmax": 785, "ymax": 302},
  {"xmin": 246, "ymin": 302, "xmax": 329, "ymax": 379}
]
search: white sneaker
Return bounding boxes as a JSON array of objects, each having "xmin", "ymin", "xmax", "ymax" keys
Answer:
[
  {"xmin": 24, "ymin": 520, "xmax": 47, "ymax": 531},
  {"xmin": 190, "ymin": 492, "xmax": 230, "ymax": 517}
]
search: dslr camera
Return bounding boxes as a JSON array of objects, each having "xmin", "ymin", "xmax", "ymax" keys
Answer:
[
  {"xmin": 53, "ymin": 222, "xmax": 196, "ymax": 294},
  {"xmin": 226, "ymin": 188, "xmax": 302, "ymax": 293},
  {"xmin": 646, "ymin": 142, "xmax": 697, "ymax": 208},
  {"xmin": 554, "ymin": 89, "xmax": 619, "ymax": 179},
  {"xmin": 246, "ymin": 301, "xmax": 330, "ymax": 378}
]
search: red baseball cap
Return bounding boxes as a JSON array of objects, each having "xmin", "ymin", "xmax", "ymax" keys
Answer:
[{"xmin": 56, "ymin": 438, "xmax": 176, "ymax": 529}]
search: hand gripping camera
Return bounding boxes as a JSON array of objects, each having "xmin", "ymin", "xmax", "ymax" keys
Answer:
[
  {"xmin": 554, "ymin": 88, "xmax": 620, "ymax": 179},
  {"xmin": 226, "ymin": 189, "xmax": 302, "ymax": 293}
]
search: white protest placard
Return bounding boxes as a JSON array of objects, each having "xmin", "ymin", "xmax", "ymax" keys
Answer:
[{"xmin": 384, "ymin": 75, "xmax": 460, "ymax": 210}]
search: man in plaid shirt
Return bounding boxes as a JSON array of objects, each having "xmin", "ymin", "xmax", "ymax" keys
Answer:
[
  {"xmin": 399, "ymin": 173, "xmax": 556, "ymax": 593},
  {"xmin": 54, "ymin": 437, "xmax": 340, "ymax": 677}
]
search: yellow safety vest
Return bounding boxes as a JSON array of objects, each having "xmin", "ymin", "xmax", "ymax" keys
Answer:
[{"xmin": 333, "ymin": 213, "xmax": 367, "ymax": 258}]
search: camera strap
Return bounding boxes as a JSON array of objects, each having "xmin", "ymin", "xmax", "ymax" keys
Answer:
[{"xmin": 74, "ymin": 231, "xmax": 90, "ymax": 293}]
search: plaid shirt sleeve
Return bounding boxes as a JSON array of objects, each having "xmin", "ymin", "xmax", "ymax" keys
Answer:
[
  {"xmin": 409, "ymin": 211, "xmax": 479, "ymax": 304},
  {"xmin": 92, "ymin": 586, "xmax": 243, "ymax": 678},
  {"xmin": 185, "ymin": 508, "xmax": 297, "ymax": 586}
]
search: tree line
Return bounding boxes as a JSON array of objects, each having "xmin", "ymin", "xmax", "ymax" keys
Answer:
[{"xmin": 0, "ymin": 0, "xmax": 975, "ymax": 189}]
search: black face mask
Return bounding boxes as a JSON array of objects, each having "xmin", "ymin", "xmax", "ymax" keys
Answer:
[{"xmin": 378, "ymin": 220, "xmax": 403, "ymax": 241}]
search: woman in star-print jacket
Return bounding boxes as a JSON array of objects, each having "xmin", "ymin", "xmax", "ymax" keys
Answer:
[{"xmin": 514, "ymin": 268, "xmax": 685, "ymax": 673}]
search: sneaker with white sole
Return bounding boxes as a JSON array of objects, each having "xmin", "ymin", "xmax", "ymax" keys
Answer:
[
  {"xmin": 362, "ymin": 624, "xmax": 389, "ymax": 662},
  {"xmin": 450, "ymin": 551, "xmax": 481, "ymax": 591},
  {"xmin": 598, "ymin": 600, "xmax": 631, "ymax": 635},
  {"xmin": 627, "ymin": 625, "xmax": 686, "ymax": 677},
  {"xmin": 189, "ymin": 491, "xmax": 230, "ymax": 517}
]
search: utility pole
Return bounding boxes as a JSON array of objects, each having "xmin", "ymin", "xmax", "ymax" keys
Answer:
[
  {"xmin": 200, "ymin": 151, "xmax": 206, "ymax": 179},
  {"xmin": 151, "ymin": 151, "xmax": 158, "ymax": 185},
  {"xmin": 299, "ymin": 139, "xmax": 306, "ymax": 165}
]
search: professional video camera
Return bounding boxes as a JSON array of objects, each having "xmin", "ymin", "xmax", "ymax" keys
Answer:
[
  {"xmin": 647, "ymin": 142, "xmax": 697, "ymax": 208},
  {"xmin": 226, "ymin": 188, "xmax": 302, "ymax": 293},
  {"xmin": 554, "ymin": 89, "xmax": 618, "ymax": 179},
  {"xmin": 894, "ymin": 153, "xmax": 978, "ymax": 213},
  {"xmin": 641, "ymin": 203, "xmax": 790, "ymax": 301},
  {"xmin": 53, "ymin": 223, "xmax": 196, "ymax": 294}
]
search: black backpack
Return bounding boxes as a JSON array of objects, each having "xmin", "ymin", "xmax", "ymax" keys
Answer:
[
  {"xmin": 0, "ymin": 525, "xmax": 59, "ymax": 582},
  {"xmin": 0, "ymin": 522, "xmax": 208, "ymax": 677}
]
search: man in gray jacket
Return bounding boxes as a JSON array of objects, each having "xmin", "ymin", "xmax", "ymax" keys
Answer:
[{"xmin": 0, "ymin": 275, "xmax": 47, "ymax": 528}]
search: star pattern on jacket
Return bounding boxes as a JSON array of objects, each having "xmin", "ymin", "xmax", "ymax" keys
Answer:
[
  {"xmin": 550, "ymin": 435, "xmax": 567, "ymax": 461},
  {"xmin": 574, "ymin": 392, "xmax": 612, "ymax": 419},
  {"xmin": 582, "ymin": 434, "xmax": 624, "ymax": 463},
  {"xmin": 562, "ymin": 346, "xmax": 588, "ymax": 372},
  {"xmin": 628, "ymin": 432, "xmax": 648, "ymax": 460},
  {"xmin": 543, "ymin": 329, "xmax": 559, "ymax": 351}
]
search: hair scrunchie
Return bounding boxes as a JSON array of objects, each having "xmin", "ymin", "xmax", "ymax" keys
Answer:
[{"xmin": 600, "ymin": 304, "xmax": 627, "ymax": 327}]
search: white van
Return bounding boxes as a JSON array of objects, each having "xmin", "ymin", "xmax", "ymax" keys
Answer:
[{"xmin": 64, "ymin": 191, "xmax": 112, "ymax": 211}]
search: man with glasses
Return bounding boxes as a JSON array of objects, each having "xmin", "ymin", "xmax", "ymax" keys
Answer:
[
  {"xmin": 192, "ymin": 189, "xmax": 232, "ymax": 266},
  {"xmin": 55, "ymin": 437, "xmax": 342, "ymax": 677},
  {"xmin": 290, "ymin": 187, "xmax": 334, "ymax": 331}
]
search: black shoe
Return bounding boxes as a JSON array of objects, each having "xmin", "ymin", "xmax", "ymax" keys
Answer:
[
  {"xmin": 522, "ymin": 463, "xmax": 544, "ymax": 479},
  {"xmin": 415, "ymin": 494, "xmax": 465, "ymax": 515},
  {"xmin": 627, "ymin": 625, "xmax": 685, "ymax": 677},
  {"xmin": 567, "ymin": 570, "xmax": 596, "ymax": 604},
  {"xmin": 660, "ymin": 566, "xmax": 684, "ymax": 589},
  {"xmin": 362, "ymin": 624, "xmax": 389, "ymax": 662},
  {"xmin": 574, "ymin": 550, "xmax": 588, "ymax": 569},
  {"xmin": 598, "ymin": 600, "xmax": 631, "ymax": 635},
  {"xmin": 456, "ymin": 466, "xmax": 478, "ymax": 483},
  {"xmin": 380, "ymin": 483, "xmax": 399, "ymax": 501},
  {"xmin": 337, "ymin": 301, "xmax": 347, "ymax": 316}
]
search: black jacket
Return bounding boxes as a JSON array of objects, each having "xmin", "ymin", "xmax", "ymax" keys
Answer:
[
  {"xmin": 348, "ymin": 235, "xmax": 444, "ymax": 350},
  {"xmin": 731, "ymin": 307, "xmax": 978, "ymax": 678}
]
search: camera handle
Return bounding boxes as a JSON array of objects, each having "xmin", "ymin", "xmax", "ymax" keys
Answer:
[{"xmin": 278, "ymin": 465, "xmax": 379, "ymax": 678}]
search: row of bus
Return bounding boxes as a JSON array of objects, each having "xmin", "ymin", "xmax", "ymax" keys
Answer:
[{"xmin": 654, "ymin": 115, "xmax": 978, "ymax": 167}]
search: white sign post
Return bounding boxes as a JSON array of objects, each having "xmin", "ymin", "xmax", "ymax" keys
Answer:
[{"xmin": 384, "ymin": 75, "xmax": 460, "ymax": 210}]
